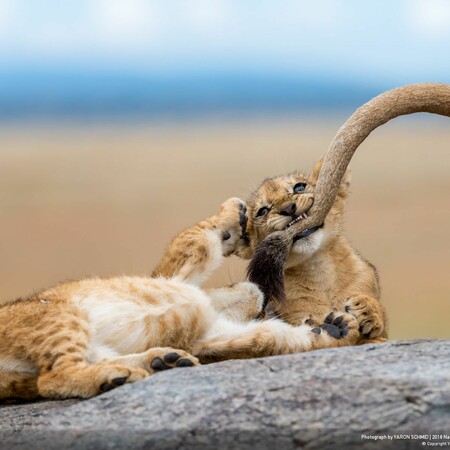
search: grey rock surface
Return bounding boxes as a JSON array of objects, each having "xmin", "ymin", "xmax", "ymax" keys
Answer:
[{"xmin": 1, "ymin": 339, "xmax": 449, "ymax": 450}]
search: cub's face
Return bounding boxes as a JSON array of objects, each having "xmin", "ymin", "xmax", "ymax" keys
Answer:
[{"xmin": 243, "ymin": 159, "xmax": 350, "ymax": 260}]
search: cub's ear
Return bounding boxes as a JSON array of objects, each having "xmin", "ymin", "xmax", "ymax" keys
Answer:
[
  {"xmin": 310, "ymin": 157, "xmax": 323, "ymax": 183},
  {"xmin": 338, "ymin": 169, "xmax": 351, "ymax": 199},
  {"xmin": 310, "ymin": 157, "xmax": 350, "ymax": 198}
]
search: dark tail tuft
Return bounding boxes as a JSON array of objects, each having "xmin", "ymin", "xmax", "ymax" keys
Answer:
[{"xmin": 247, "ymin": 232, "xmax": 290, "ymax": 311}]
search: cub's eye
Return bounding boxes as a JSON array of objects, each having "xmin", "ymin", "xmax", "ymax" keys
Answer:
[
  {"xmin": 256, "ymin": 207, "xmax": 269, "ymax": 217},
  {"xmin": 293, "ymin": 182, "xmax": 307, "ymax": 193}
]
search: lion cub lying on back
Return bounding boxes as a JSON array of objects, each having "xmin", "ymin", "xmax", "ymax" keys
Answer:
[
  {"xmin": 239, "ymin": 159, "xmax": 388, "ymax": 344},
  {"xmin": 0, "ymin": 198, "xmax": 358, "ymax": 401}
]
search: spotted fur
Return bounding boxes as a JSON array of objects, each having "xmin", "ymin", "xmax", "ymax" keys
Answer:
[{"xmin": 0, "ymin": 198, "xmax": 359, "ymax": 401}]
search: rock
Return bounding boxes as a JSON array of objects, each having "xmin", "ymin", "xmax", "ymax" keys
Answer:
[{"xmin": 1, "ymin": 339, "xmax": 449, "ymax": 450}]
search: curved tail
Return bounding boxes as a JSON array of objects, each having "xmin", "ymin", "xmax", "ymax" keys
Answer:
[{"xmin": 293, "ymin": 83, "xmax": 450, "ymax": 236}]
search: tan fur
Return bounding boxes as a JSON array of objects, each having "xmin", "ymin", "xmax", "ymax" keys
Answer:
[
  {"xmin": 241, "ymin": 160, "xmax": 388, "ymax": 343},
  {"xmin": 0, "ymin": 198, "xmax": 358, "ymax": 402},
  {"xmin": 290, "ymin": 83, "xmax": 450, "ymax": 235}
]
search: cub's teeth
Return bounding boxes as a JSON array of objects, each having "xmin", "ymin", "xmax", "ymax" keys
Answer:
[{"xmin": 288, "ymin": 215, "xmax": 304, "ymax": 227}]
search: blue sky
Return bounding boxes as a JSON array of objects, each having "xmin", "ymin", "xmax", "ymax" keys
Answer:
[{"xmin": 0, "ymin": 0, "xmax": 449, "ymax": 117}]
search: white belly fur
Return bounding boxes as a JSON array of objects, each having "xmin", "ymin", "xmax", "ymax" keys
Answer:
[
  {"xmin": 0, "ymin": 355, "xmax": 39, "ymax": 375},
  {"xmin": 73, "ymin": 278, "xmax": 213, "ymax": 361}
]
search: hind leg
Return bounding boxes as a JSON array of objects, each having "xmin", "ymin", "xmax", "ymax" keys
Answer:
[
  {"xmin": 0, "ymin": 371, "xmax": 39, "ymax": 401},
  {"xmin": 194, "ymin": 312, "xmax": 360, "ymax": 363},
  {"xmin": 43, "ymin": 347, "xmax": 200, "ymax": 398},
  {"xmin": 38, "ymin": 361, "xmax": 148, "ymax": 398},
  {"xmin": 30, "ymin": 308, "xmax": 147, "ymax": 399}
]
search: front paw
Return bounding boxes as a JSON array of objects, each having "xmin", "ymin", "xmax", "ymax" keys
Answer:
[
  {"xmin": 345, "ymin": 296, "xmax": 386, "ymax": 339},
  {"xmin": 219, "ymin": 197, "xmax": 249, "ymax": 255}
]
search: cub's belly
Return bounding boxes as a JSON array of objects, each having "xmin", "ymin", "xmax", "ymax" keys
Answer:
[
  {"xmin": 0, "ymin": 355, "xmax": 39, "ymax": 374},
  {"xmin": 73, "ymin": 278, "xmax": 213, "ymax": 360}
]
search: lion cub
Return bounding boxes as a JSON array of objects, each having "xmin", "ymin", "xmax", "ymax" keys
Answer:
[
  {"xmin": 239, "ymin": 159, "xmax": 387, "ymax": 343},
  {"xmin": 0, "ymin": 198, "xmax": 359, "ymax": 401}
]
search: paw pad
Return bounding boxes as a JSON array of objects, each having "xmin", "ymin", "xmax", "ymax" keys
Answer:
[
  {"xmin": 176, "ymin": 359, "xmax": 194, "ymax": 367},
  {"xmin": 150, "ymin": 351, "xmax": 198, "ymax": 372},
  {"xmin": 151, "ymin": 357, "xmax": 171, "ymax": 371},
  {"xmin": 222, "ymin": 231, "xmax": 231, "ymax": 241},
  {"xmin": 163, "ymin": 352, "xmax": 181, "ymax": 364},
  {"xmin": 100, "ymin": 376, "xmax": 128, "ymax": 392},
  {"xmin": 239, "ymin": 203, "xmax": 248, "ymax": 237},
  {"xmin": 312, "ymin": 312, "xmax": 351, "ymax": 340}
]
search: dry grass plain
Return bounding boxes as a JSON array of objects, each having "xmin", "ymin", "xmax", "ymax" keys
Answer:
[{"xmin": 0, "ymin": 116, "xmax": 449, "ymax": 339}]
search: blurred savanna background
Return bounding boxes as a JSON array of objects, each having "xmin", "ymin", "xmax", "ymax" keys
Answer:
[{"xmin": 0, "ymin": 0, "xmax": 449, "ymax": 339}]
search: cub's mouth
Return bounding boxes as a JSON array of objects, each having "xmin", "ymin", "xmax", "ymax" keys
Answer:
[
  {"xmin": 284, "ymin": 212, "xmax": 324, "ymax": 242},
  {"xmin": 292, "ymin": 224, "xmax": 324, "ymax": 242},
  {"xmin": 285, "ymin": 213, "xmax": 308, "ymax": 230}
]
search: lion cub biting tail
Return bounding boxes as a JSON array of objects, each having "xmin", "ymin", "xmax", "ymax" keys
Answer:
[
  {"xmin": 240, "ymin": 159, "xmax": 388, "ymax": 344},
  {"xmin": 0, "ymin": 198, "xmax": 358, "ymax": 401}
]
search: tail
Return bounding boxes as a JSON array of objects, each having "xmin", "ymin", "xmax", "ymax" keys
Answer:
[
  {"xmin": 247, "ymin": 231, "xmax": 291, "ymax": 312},
  {"xmin": 291, "ymin": 83, "xmax": 450, "ymax": 235}
]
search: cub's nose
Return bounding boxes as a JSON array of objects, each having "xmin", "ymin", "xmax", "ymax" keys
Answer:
[{"xmin": 279, "ymin": 203, "xmax": 297, "ymax": 216}]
